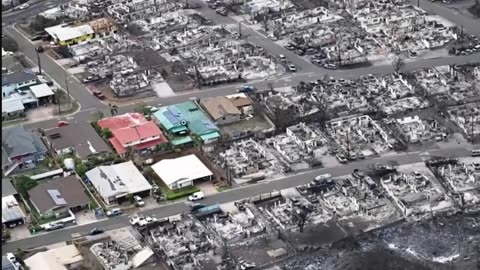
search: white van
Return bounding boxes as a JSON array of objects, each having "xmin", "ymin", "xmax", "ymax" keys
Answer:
[
  {"xmin": 472, "ymin": 149, "xmax": 480, "ymax": 157},
  {"xmin": 188, "ymin": 191, "xmax": 205, "ymax": 201}
]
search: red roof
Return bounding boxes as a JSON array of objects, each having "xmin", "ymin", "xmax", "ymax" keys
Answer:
[
  {"xmin": 98, "ymin": 113, "xmax": 147, "ymax": 130},
  {"xmin": 110, "ymin": 137, "xmax": 168, "ymax": 154},
  {"xmin": 112, "ymin": 121, "xmax": 164, "ymax": 145},
  {"xmin": 99, "ymin": 113, "xmax": 169, "ymax": 154}
]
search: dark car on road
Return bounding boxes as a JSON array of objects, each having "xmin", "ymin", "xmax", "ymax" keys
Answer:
[
  {"xmin": 90, "ymin": 228, "xmax": 104, "ymax": 235},
  {"xmin": 35, "ymin": 46, "xmax": 44, "ymax": 53}
]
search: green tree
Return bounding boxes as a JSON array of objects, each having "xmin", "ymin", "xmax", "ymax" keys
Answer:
[
  {"xmin": 75, "ymin": 163, "xmax": 88, "ymax": 178},
  {"xmin": 100, "ymin": 128, "xmax": 112, "ymax": 139},
  {"xmin": 15, "ymin": 176, "xmax": 37, "ymax": 198},
  {"xmin": 134, "ymin": 102, "xmax": 150, "ymax": 115},
  {"xmin": 91, "ymin": 111, "xmax": 105, "ymax": 122}
]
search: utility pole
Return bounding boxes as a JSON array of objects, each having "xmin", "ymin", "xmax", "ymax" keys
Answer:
[
  {"xmin": 417, "ymin": 0, "xmax": 420, "ymax": 8},
  {"xmin": 346, "ymin": 127, "xmax": 351, "ymax": 160},
  {"xmin": 36, "ymin": 50, "xmax": 42, "ymax": 75},
  {"xmin": 472, "ymin": 115, "xmax": 475, "ymax": 143},
  {"xmin": 238, "ymin": 22, "xmax": 241, "ymax": 38}
]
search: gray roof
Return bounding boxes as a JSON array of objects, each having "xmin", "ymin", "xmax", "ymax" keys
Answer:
[
  {"xmin": 2, "ymin": 178, "xmax": 17, "ymax": 197},
  {"xmin": 27, "ymin": 175, "xmax": 90, "ymax": 214},
  {"xmin": 44, "ymin": 122, "xmax": 112, "ymax": 159},
  {"xmin": 2, "ymin": 126, "xmax": 47, "ymax": 159},
  {"xmin": 1, "ymin": 55, "xmax": 24, "ymax": 73},
  {"xmin": 2, "ymin": 71, "xmax": 37, "ymax": 86},
  {"xmin": 2, "ymin": 256, "xmax": 16, "ymax": 270}
]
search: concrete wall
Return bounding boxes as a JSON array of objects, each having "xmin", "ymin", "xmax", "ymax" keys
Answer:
[{"xmin": 216, "ymin": 114, "xmax": 241, "ymax": 126}]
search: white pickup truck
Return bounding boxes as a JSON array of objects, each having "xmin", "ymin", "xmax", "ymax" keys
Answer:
[{"xmin": 129, "ymin": 215, "xmax": 157, "ymax": 227}]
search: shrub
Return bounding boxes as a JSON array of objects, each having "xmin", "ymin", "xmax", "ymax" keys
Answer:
[
  {"xmin": 15, "ymin": 176, "xmax": 37, "ymax": 198},
  {"xmin": 165, "ymin": 186, "xmax": 200, "ymax": 200},
  {"xmin": 2, "ymin": 36, "xmax": 18, "ymax": 52}
]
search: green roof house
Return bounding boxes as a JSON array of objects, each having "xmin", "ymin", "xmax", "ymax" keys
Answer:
[{"xmin": 153, "ymin": 101, "xmax": 220, "ymax": 145}]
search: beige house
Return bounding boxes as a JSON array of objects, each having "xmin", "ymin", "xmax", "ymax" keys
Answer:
[{"xmin": 201, "ymin": 96, "xmax": 242, "ymax": 125}]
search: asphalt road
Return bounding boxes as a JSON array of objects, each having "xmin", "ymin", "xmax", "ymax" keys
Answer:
[
  {"xmin": 2, "ymin": 0, "xmax": 72, "ymax": 25},
  {"xmin": 2, "ymin": 146, "xmax": 472, "ymax": 253}
]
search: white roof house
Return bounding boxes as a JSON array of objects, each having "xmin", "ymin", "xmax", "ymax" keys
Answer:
[
  {"xmin": 2, "ymin": 98, "xmax": 25, "ymax": 114},
  {"xmin": 24, "ymin": 245, "xmax": 84, "ymax": 270},
  {"xmin": 45, "ymin": 24, "xmax": 94, "ymax": 42},
  {"xmin": 151, "ymin": 154, "xmax": 213, "ymax": 190},
  {"xmin": 85, "ymin": 161, "xmax": 152, "ymax": 205},
  {"xmin": 29, "ymin": 83, "xmax": 54, "ymax": 99}
]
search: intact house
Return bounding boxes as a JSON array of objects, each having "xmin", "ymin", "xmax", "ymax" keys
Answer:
[
  {"xmin": 43, "ymin": 122, "xmax": 112, "ymax": 160},
  {"xmin": 2, "ymin": 126, "xmax": 48, "ymax": 176},
  {"xmin": 45, "ymin": 24, "xmax": 94, "ymax": 46},
  {"xmin": 27, "ymin": 175, "xmax": 90, "ymax": 218},
  {"xmin": 2, "ymin": 71, "xmax": 38, "ymax": 98},
  {"xmin": 151, "ymin": 154, "xmax": 213, "ymax": 190},
  {"xmin": 2, "ymin": 178, "xmax": 27, "ymax": 228},
  {"xmin": 97, "ymin": 113, "xmax": 168, "ymax": 156},
  {"xmin": 2, "ymin": 72, "xmax": 54, "ymax": 119},
  {"xmin": 153, "ymin": 101, "xmax": 220, "ymax": 147},
  {"xmin": 85, "ymin": 161, "xmax": 152, "ymax": 205},
  {"xmin": 200, "ymin": 96, "xmax": 242, "ymax": 125}
]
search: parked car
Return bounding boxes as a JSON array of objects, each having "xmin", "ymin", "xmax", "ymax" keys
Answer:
[
  {"xmin": 352, "ymin": 169, "xmax": 364, "ymax": 179},
  {"xmin": 90, "ymin": 228, "xmax": 104, "ymax": 235},
  {"xmin": 145, "ymin": 216, "xmax": 158, "ymax": 223},
  {"xmin": 284, "ymin": 44, "xmax": 296, "ymax": 50},
  {"xmin": 188, "ymin": 191, "xmax": 205, "ymax": 201},
  {"xmin": 106, "ymin": 208, "xmax": 122, "ymax": 217},
  {"xmin": 295, "ymin": 49, "xmax": 305, "ymax": 56},
  {"xmin": 268, "ymin": 33, "xmax": 277, "ymax": 40},
  {"xmin": 18, "ymin": 3, "xmax": 29, "ymax": 9},
  {"xmin": 336, "ymin": 154, "xmax": 348, "ymax": 164},
  {"xmin": 287, "ymin": 64, "xmax": 296, "ymax": 72},
  {"xmin": 324, "ymin": 63, "xmax": 337, "ymax": 70},
  {"xmin": 216, "ymin": 7, "xmax": 228, "ymax": 16},
  {"xmin": 279, "ymin": 54, "xmax": 287, "ymax": 62},
  {"xmin": 472, "ymin": 162, "xmax": 480, "ymax": 171},
  {"xmin": 45, "ymin": 222, "xmax": 64, "ymax": 231},
  {"xmin": 93, "ymin": 90, "xmax": 105, "ymax": 99},
  {"xmin": 134, "ymin": 195, "xmax": 145, "ymax": 207},
  {"xmin": 129, "ymin": 215, "xmax": 148, "ymax": 226},
  {"xmin": 82, "ymin": 76, "xmax": 100, "ymax": 83}
]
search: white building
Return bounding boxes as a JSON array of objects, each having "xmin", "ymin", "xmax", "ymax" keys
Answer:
[
  {"xmin": 85, "ymin": 161, "xmax": 152, "ymax": 205},
  {"xmin": 151, "ymin": 154, "xmax": 213, "ymax": 190},
  {"xmin": 24, "ymin": 245, "xmax": 84, "ymax": 270}
]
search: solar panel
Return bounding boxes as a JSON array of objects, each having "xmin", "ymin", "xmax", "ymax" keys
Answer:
[
  {"xmin": 167, "ymin": 106, "xmax": 181, "ymax": 116},
  {"xmin": 202, "ymin": 120, "xmax": 217, "ymax": 130},
  {"xmin": 163, "ymin": 111, "xmax": 179, "ymax": 125},
  {"xmin": 47, "ymin": 189, "xmax": 67, "ymax": 205}
]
